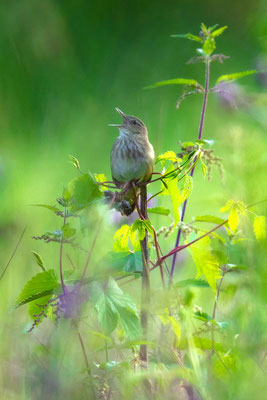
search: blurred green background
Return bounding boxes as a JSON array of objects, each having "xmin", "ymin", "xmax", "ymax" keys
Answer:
[{"xmin": 1, "ymin": 0, "xmax": 267, "ymax": 398}]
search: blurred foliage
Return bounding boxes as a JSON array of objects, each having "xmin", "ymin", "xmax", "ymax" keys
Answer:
[{"xmin": 1, "ymin": 1, "xmax": 267, "ymax": 399}]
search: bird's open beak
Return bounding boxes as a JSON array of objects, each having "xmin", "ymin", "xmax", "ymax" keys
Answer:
[{"xmin": 108, "ymin": 107, "xmax": 126, "ymax": 127}]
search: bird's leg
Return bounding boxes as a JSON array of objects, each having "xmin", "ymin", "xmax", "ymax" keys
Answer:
[{"xmin": 132, "ymin": 182, "xmax": 145, "ymax": 220}]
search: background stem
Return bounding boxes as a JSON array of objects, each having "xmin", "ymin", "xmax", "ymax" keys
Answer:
[
  {"xmin": 139, "ymin": 184, "xmax": 150, "ymax": 365},
  {"xmin": 169, "ymin": 59, "xmax": 210, "ymax": 283}
]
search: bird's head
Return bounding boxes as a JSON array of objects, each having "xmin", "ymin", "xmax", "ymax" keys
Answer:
[{"xmin": 109, "ymin": 108, "xmax": 148, "ymax": 137}]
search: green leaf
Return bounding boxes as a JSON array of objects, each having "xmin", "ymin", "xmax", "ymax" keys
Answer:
[
  {"xmin": 175, "ymin": 279, "xmax": 210, "ymax": 288},
  {"xmin": 201, "ymin": 159, "xmax": 207, "ymax": 177},
  {"xmin": 94, "ymin": 173, "xmax": 108, "ymax": 191},
  {"xmin": 90, "ymin": 279, "xmax": 142, "ymax": 339},
  {"xmin": 15, "ymin": 270, "xmax": 59, "ymax": 308},
  {"xmin": 211, "ymin": 26, "xmax": 228, "ymax": 38},
  {"xmin": 32, "ymin": 251, "xmax": 46, "ymax": 271},
  {"xmin": 62, "ymin": 223, "xmax": 76, "ymax": 239},
  {"xmin": 31, "ymin": 204, "xmax": 60, "ymax": 214},
  {"xmin": 69, "ymin": 155, "xmax": 81, "ymax": 171},
  {"xmin": 203, "ymin": 38, "xmax": 216, "ymax": 55},
  {"xmin": 193, "ymin": 215, "xmax": 225, "ymax": 224},
  {"xmin": 67, "ymin": 173, "xmax": 102, "ymax": 211},
  {"xmin": 147, "ymin": 207, "xmax": 170, "ymax": 216},
  {"xmin": 200, "ymin": 23, "xmax": 208, "ymax": 35},
  {"xmin": 113, "ymin": 224, "xmax": 132, "ymax": 252},
  {"xmin": 180, "ymin": 174, "xmax": 193, "ymax": 202},
  {"xmin": 161, "ymin": 165, "xmax": 181, "ymax": 225},
  {"xmin": 105, "ymin": 251, "xmax": 143, "ymax": 273},
  {"xmin": 156, "ymin": 151, "xmax": 177, "ymax": 166},
  {"xmin": 145, "ymin": 78, "xmax": 200, "ymax": 90},
  {"xmin": 189, "ymin": 236, "xmax": 221, "ymax": 293},
  {"xmin": 220, "ymin": 200, "xmax": 246, "ymax": 232},
  {"xmin": 216, "ymin": 70, "xmax": 257, "ymax": 85},
  {"xmin": 159, "ymin": 314, "xmax": 181, "ymax": 346},
  {"xmin": 131, "ymin": 219, "xmax": 153, "ymax": 241},
  {"xmin": 253, "ymin": 215, "xmax": 266, "ymax": 241},
  {"xmin": 28, "ymin": 294, "xmax": 53, "ymax": 327},
  {"xmin": 171, "ymin": 33, "xmax": 202, "ymax": 43},
  {"xmin": 194, "ymin": 310, "xmax": 212, "ymax": 322}
]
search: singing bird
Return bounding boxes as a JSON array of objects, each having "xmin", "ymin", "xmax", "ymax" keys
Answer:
[{"xmin": 108, "ymin": 108, "xmax": 155, "ymax": 215}]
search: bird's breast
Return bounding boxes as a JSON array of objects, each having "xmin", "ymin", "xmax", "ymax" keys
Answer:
[{"xmin": 111, "ymin": 136, "xmax": 154, "ymax": 184}]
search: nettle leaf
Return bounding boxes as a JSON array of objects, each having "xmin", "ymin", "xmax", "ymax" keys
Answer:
[
  {"xmin": 145, "ymin": 78, "xmax": 201, "ymax": 90},
  {"xmin": 67, "ymin": 173, "xmax": 102, "ymax": 211},
  {"xmin": 190, "ymin": 236, "xmax": 221, "ymax": 293},
  {"xmin": 180, "ymin": 175, "xmax": 193, "ymax": 202},
  {"xmin": 171, "ymin": 33, "xmax": 202, "ymax": 43},
  {"xmin": 105, "ymin": 251, "xmax": 143, "ymax": 273},
  {"xmin": 211, "ymin": 26, "xmax": 228, "ymax": 38},
  {"xmin": 90, "ymin": 279, "xmax": 142, "ymax": 339},
  {"xmin": 131, "ymin": 219, "xmax": 153, "ymax": 241},
  {"xmin": 220, "ymin": 200, "xmax": 246, "ymax": 232},
  {"xmin": 147, "ymin": 207, "xmax": 170, "ymax": 216},
  {"xmin": 94, "ymin": 173, "xmax": 108, "ymax": 191},
  {"xmin": 69, "ymin": 155, "xmax": 81, "ymax": 171},
  {"xmin": 62, "ymin": 223, "xmax": 76, "ymax": 239},
  {"xmin": 32, "ymin": 251, "xmax": 45, "ymax": 271},
  {"xmin": 193, "ymin": 215, "xmax": 225, "ymax": 224},
  {"xmin": 194, "ymin": 310, "xmax": 212, "ymax": 322},
  {"xmin": 28, "ymin": 294, "xmax": 54, "ymax": 327},
  {"xmin": 156, "ymin": 151, "xmax": 177, "ymax": 166},
  {"xmin": 253, "ymin": 215, "xmax": 266, "ymax": 241},
  {"xmin": 175, "ymin": 279, "xmax": 210, "ymax": 288},
  {"xmin": 32, "ymin": 204, "xmax": 60, "ymax": 214},
  {"xmin": 161, "ymin": 165, "xmax": 181, "ymax": 225},
  {"xmin": 216, "ymin": 70, "xmax": 257, "ymax": 85},
  {"xmin": 203, "ymin": 37, "xmax": 216, "ymax": 55},
  {"xmin": 15, "ymin": 270, "xmax": 59, "ymax": 308},
  {"xmin": 113, "ymin": 220, "xmax": 153, "ymax": 252}
]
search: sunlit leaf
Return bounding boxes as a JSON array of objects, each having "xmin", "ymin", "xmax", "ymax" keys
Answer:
[
  {"xmin": 156, "ymin": 151, "xmax": 177, "ymax": 166},
  {"xmin": 203, "ymin": 38, "xmax": 216, "ymax": 55},
  {"xmin": 31, "ymin": 204, "xmax": 60, "ymax": 214},
  {"xmin": 69, "ymin": 155, "xmax": 81, "ymax": 171},
  {"xmin": 161, "ymin": 165, "xmax": 181, "ymax": 225},
  {"xmin": 190, "ymin": 236, "xmax": 221, "ymax": 293},
  {"xmin": 253, "ymin": 215, "xmax": 266, "ymax": 241},
  {"xmin": 211, "ymin": 26, "xmax": 228, "ymax": 38},
  {"xmin": 62, "ymin": 223, "xmax": 76, "ymax": 239},
  {"xmin": 193, "ymin": 215, "xmax": 225, "ymax": 224},
  {"xmin": 175, "ymin": 279, "xmax": 210, "ymax": 288},
  {"xmin": 94, "ymin": 173, "xmax": 108, "ymax": 191},
  {"xmin": 159, "ymin": 314, "xmax": 181, "ymax": 346},
  {"xmin": 180, "ymin": 174, "xmax": 193, "ymax": 202},
  {"xmin": 220, "ymin": 200, "xmax": 246, "ymax": 232},
  {"xmin": 145, "ymin": 78, "xmax": 201, "ymax": 90},
  {"xmin": 216, "ymin": 70, "xmax": 257, "ymax": 85}
]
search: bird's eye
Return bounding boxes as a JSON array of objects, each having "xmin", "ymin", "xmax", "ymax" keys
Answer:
[{"xmin": 132, "ymin": 120, "xmax": 137, "ymax": 125}]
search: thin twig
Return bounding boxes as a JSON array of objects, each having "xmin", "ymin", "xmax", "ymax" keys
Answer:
[
  {"xmin": 0, "ymin": 226, "xmax": 27, "ymax": 283},
  {"xmin": 59, "ymin": 208, "xmax": 67, "ymax": 295},
  {"xmin": 170, "ymin": 58, "xmax": 211, "ymax": 282}
]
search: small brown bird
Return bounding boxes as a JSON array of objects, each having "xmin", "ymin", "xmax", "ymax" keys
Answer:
[{"xmin": 108, "ymin": 108, "xmax": 155, "ymax": 215}]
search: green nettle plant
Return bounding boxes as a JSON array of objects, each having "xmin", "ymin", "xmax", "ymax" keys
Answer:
[{"xmin": 15, "ymin": 24, "xmax": 265, "ymax": 399}]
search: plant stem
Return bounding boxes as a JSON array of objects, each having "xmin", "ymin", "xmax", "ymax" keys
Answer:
[
  {"xmin": 169, "ymin": 59, "xmax": 211, "ymax": 283},
  {"xmin": 139, "ymin": 184, "xmax": 150, "ymax": 366},
  {"xmin": 211, "ymin": 271, "xmax": 225, "ymax": 355},
  {"xmin": 59, "ymin": 208, "xmax": 67, "ymax": 295}
]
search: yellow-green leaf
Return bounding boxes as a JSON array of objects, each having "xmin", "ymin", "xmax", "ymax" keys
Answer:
[
  {"xmin": 228, "ymin": 208, "xmax": 239, "ymax": 232},
  {"xmin": 156, "ymin": 151, "xmax": 177, "ymax": 166},
  {"xmin": 162, "ymin": 165, "xmax": 181, "ymax": 225},
  {"xmin": 211, "ymin": 26, "xmax": 228, "ymax": 38},
  {"xmin": 190, "ymin": 236, "xmax": 221, "ymax": 293},
  {"xmin": 216, "ymin": 70, "xmax": 257, "ymax": 85},
  {"xmin": 253, "ymin": 216, "xmax": 266, "ymax": 241}
]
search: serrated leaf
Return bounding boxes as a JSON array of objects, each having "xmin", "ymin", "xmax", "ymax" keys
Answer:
[
  {"xmin": 161, "ymin": 165, "xmax": 181, "ymax": 225},
  {"xmin": 145, "ymin": 78, "xmax": 200, "ymax": 90},
  {"xmin": 28, "ymin": 294, "xmax": 53, "ymax": 327},
  {"xmin": 90, "ymin": 279, "xmax": 141, "ymax": 339},
  {"xmin": 194, "ymin": 215, "xmax": 225, "ymax": 224},
  {"xmin": 180, "ymin": 174, "xmax": 193, "ymax": 202},
  {"xmin": 194, "ymin": 310, "xmax": 212, "ymax": 322},
  {"xmin": 94, "ymin": 173, "xmax": 108, "ymax": 191},
  {"xmin": 156, "ymin": 150, "xmax": 177, "ymax": 166},
  {"xmin": 203, "ymin": 38, "xmax": 216, "ymax": 55},
  {"xmin": 190, "ymin": 236, "xmax": 221, "ymax": 293},
  {"xmin": 32, "ymin": 204, "xmax": 60, "ymax": 214},
  {"xmin": 67, "ymin": 173, "xmax": 102, "ymax": 211},
  {"xmin": 175, "ymin": 279, "xmax": 210, "ymax": 288},
  {"xmin": 147, "ymin": 207, "xmax": 170, "ymax": 216},
  {"xmin": 220, "ymin": 200, "xmax": 246, "ymax": 232},
  {"xmin": 201, "ymin": 160, "xmax": 207, "ymax": 177},
  {"xmin": 105, "ymin": 251, "xmax": 143, "ymax": 273},
  {"xmin": 113, "ymin": 224, "xmax": 132, "ymax": 252},
  {"xmin": 253, "ymin": 215, "xmax": 266, "ymax": 241},
  {"xmin": 211, "ymin": 26, "xmax": 228, "ymax": 38},
  {"xmin": 15, "ymin": 270, "xmax": 59, "ymax": 308},
  {"xmin": 171, "ymin": 33, "xmax": 202, "ymax": 43},
  {"xmin": 69, "ymin": 155, "xmax": 81, "ymax": 171},
  {"xmin": 216, "ymin": 70, "xmax": 257, "ymax": 85},
  {"xmin": 32, "ymin": 251, "xmax": 45, "ymax": 271},
  {"xmin": 201, "ymin": 23, "xmax": 208, "ymax": 34}
]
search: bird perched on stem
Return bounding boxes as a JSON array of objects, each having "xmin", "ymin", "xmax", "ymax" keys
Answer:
[{"xmin": 106, "ymin": 108, "xmax": 155, "ymax": 215}]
